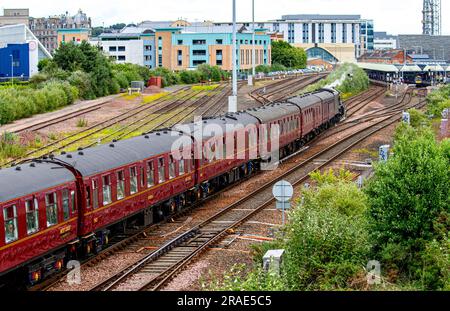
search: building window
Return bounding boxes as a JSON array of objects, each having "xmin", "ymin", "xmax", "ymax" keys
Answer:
[
  {"xmin": 45, "ymin": 193, "xmax": 58, "ymax": 227},
  {"xmin": 331, "ymin": 23, "xmax": 336, "ymax": 43},
  {"xmin": 193, "ymin": 50, "xmax": 206, "ymax": 56},
  {"xmin": 25, "ymin": 198, "xmax": 39, "ymax": 235},
  {"xmin": 193, "ymin": 60, "xmax": 207, "ymax": 66},
  {"xmin": 102, "ymin": 176, "xmax": 112, "ymax": 205},
  {"xmin": 145, "ymin": 55, "xmax": 152, "ymax": 61},
  {"xmin": 118, "ymin": 46, "xmax": 126, "ymax": 51},
  {"xmin": 193, "ymin": 39, "xmax": 206, "ymax": 45},
  {"xmin": 342, "ymin": 23, "xmax": 347, "ymax": 43},
  {"xmin": 130, "ymin": 167, "xmax": 138, "ymax": 195},
  {"xmin": 177, "ymin": 40, "xmax": 183, "ymax": 45},
  {"xmin": 118, "ymin": 55, "xmax": 126, "ymax": 61},
  {"xmin": 3, "ymin": 205, "xmax": 18, "ymax": 243},
  {"xmin": 318, "ymin": 23, "xmax": 324, "ymax": 43},
  {"xmin": 216, "ymin": 39, "xmax": 223, "ymax": 44},
  {"xmin": 117, "ymin": 171, "xmax": 125, "ymax": 200},
  {"xmin": 216, "ymin": 60, "xmax": 223, "ymax": 66},
  {"xmin": 144, "ymin": 45, "xmax": 152, "ymax": 51}
]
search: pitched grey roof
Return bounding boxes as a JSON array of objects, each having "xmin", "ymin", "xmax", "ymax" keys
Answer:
[
  {"xmin": 0, "ymin": 162, "xmax": 75, "ymax": 204},
  {"xmin": 246, "ymin": 103, "xmax": 300, "ymax": 123},
  {"xmin": 55, "ymin": 130, "xmax": 191, "ymax": 177}
]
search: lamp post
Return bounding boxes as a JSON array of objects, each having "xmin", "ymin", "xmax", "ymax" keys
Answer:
[
  {"xmin": 248, "ymin": 0, "xmax": 255, "ymax": 86},
  {"xmin": 228, "ymin": 0, "xmax": 238, "ymax": 112},
  {"xmin": 10, "ymin": 54, "xmax": 13, "ymax": 86}
]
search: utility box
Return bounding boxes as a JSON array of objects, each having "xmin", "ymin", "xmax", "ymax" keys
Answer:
[
  {"xmin": 131, "ymin": 81, "xmax": 145, "ymax": 92},
  {"xmin": 379, "ymin": 145, "xmax": 390, "ymax": 162},
  {"xmin": 263, "ymin": 249, "xmax": 285, "ymax": 275}
]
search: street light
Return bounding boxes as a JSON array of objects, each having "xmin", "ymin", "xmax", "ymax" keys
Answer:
[
  {"xmin": 228, "ymin": 0, "xmax": 238, "ymax": 113},
  {"xmin": 249, "ymin": 0, "xmax": 256, "ymax": 86},
  {"xmin": 10, "ymin": 54, "xmax": 13, "ymax": 86}
]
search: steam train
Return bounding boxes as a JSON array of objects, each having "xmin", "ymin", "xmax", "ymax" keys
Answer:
[{"xmin": 0, "ymin": 88, "xmax": 345, "ymax": 287}]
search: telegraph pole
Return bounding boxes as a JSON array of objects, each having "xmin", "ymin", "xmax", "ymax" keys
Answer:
[
  {"xmin": 249, "ymin": 0, "xmax": 255, "ymax": 86},
  {"xmin": 228, "ymin": 0, "xmax": 238, "ymax": 112}
]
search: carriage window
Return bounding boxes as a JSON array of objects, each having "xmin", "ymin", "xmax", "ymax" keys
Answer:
[
  {"xmin": 117, "ymin": 171, "xmax": 125, "ymax": 200},
  {"xmin": 62, "ymin": 189, "xmax": 70, "ymax": 221},
  {"xmin": 26, "ymin": 199, "xmax": 39, "ymax": 235},
  {"xmin": 4, "ymin": 205, "xmax": 18, "ymax": 243},
  {"xmin": 179, "ymin": 156, "xmax": 185, "ymax": 175},
  {"xmin": 86, "ymin": 186, "xmax": 91, "ymax": 208},
  {"xmin": 130, "ymin": 167, "xmax": 138, "ymax": 194},
  {"xmin": 169, "ymin": 156, "xmax": 176, "ymax": 179},
  {"xmin": 102, "ymin": 176, "xmax": 112, "ymax": 205},
  {"xmin": 45, "ymin": 193, "xmax": 58, "ymax": 227},
  {"xmin": 93, "ymin": 180, "xmax": 99, "ymax": 208},
  {"xmin": 147, "ymin": 161, "xmax": 155, "ymax": 187},
  {"xmin": 140, "ymin": 167, "xmax": 145, "ymax": 188},
  {"xmin": 186, "ymin": 157, "xmax": 192, "ymax": 173},
  {"xmin": 71, "ymin": 191, "xmax": 76, "ymax": 213},
  {"xmin": 158, "ymin": 158, "xmax": 166, "ymax": 183}
]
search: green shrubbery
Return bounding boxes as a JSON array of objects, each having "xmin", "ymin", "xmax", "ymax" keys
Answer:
[
  {"xmin": 255, "ymin": 63, "xmax": 288, "ymax": 74},
  {"xmin": 209, "ymin": 170, "xmax": 371, "ymax": 291},
  {"xmin": 365, "ymin": 124, "xmax": 449, "ymax": 290},
  {"xmin": 426, "ymin": 85, "xmax": 450, "ymax": 117},
  {"xmin": 303, "ymin": 63, "xmax": 369, "ymax": 97},
  {"xmin": 0, "ymin": 81, "xmax": 79, "ymax": 125}
]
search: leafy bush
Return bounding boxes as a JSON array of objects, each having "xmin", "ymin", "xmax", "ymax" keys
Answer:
[
  {"xmin": 0, "ymin": 81, "xmax": 79, "ymax": 125},
  {"xmin": 67, "ymin": 71, "xmax": 96, "ymax": 99},
  {"xmin": 303, "ymin": 63, "xmax": 369, "ymax": 96},
  {"xmin": 426, "ymin": 85, "xmax": 450, "ymax": 118},
  {"xmin": 211, "ymin": 170, "xmax": 370, "ymax": 291},
  {"xmin": 364, "ymin": 125, "xmax": 449, "ymax": 290},
  {"xmin": 407, "ymin": 108, "xmax": 431, "ymax": 128}
]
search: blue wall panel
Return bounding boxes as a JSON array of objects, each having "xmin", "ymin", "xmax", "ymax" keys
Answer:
[{"xmin": 0, "ymin": 43, "xmax": 30, "ymax": 78}]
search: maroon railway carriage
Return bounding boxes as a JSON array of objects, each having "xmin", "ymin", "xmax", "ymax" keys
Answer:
[
  {"xmin": 54, "ymin": 130, "xmax": 196, "ymax": 255},
  {"xmin": 0, "ymin": 162, "xmax": 78, "ymax": 283},
  {"xmin": 180, "ymin": 112, "xmax": 261, "ymax": 196},
  {"xmin": 0, "ymin": 87, "xmax": 344, "ymax": 287},
  {"xmin": 246, "ymin": 103, "xmax": 302, "ymax": 159},
  {"xmin": 286, "ymin": 88, "xmax": 342, "ymax": 143}
]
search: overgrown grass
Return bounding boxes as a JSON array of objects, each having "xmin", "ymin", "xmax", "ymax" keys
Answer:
[
  {"xmin": 142, "ymin": 92, "xmax": 169, "ymax": 104},
  {"xmin": 191, "ymin": 84, "xmax": 220, "ymax": 92},
  {"xmin": 76, "ymin": 118, "xmax": 89, "ymax": 128}
]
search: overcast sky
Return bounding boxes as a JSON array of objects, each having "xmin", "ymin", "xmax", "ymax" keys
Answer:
[{"xmin": 1, "ymin": 0, "xmax": 449, "ymax": 35}]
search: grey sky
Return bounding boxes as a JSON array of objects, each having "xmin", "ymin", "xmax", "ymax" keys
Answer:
[{"xmin": 1, "ymin": 0, "xmax": 449, "ymax": 35}]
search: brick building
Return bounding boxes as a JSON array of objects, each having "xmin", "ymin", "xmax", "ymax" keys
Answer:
[{"xmin": 358, "ymin": 49, "xmax": 413, "ymax": 64}]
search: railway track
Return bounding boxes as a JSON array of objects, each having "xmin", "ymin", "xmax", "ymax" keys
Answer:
[
  {"xmin": 11, "ymin": 97, "xmax": 119, "ymax": 134},
  {"xmin": 1, "ymin": 85, "xmax": 228, "ymax": 167},
  {"xmin": 87, "ymin": 93, "xmax": 427, "ymax": 292},
  {"xmin": 34, "ymin": 82, "xmax": 425, "ymax": 292},
  {"xmin": 250, "ymin": 74, "xmax": 327, "ymax": 105}
]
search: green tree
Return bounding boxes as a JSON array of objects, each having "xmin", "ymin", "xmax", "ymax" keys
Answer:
[
  {"xmin": 364, "ymin": 125, "xmax": 449, "ymax": 290},
  {"xmin": 271, "ymin": 41, "xmax": 307, "ymax": 69},
  {"xmin": 52, "ymin": 42, "xmax": 87, "ymax": 72}
]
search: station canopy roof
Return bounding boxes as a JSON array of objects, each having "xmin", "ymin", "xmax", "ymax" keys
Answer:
[
  {"xmin": 357, "ymin": 62, "xmax": 399, "ymax": 72},
  {"xmin": 399, "ymin": 64, "xmax": 422, "ymax": 72},
  {"xmin": 423, "ymin": 64, "xmax": 445, "ymax": 72}
]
